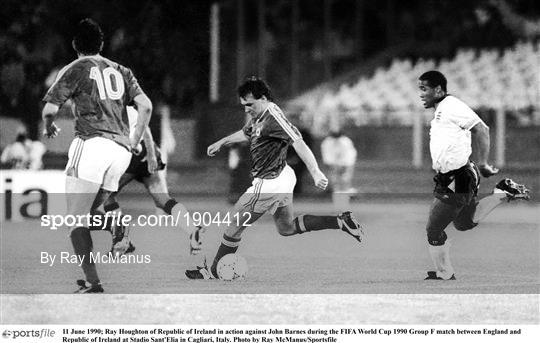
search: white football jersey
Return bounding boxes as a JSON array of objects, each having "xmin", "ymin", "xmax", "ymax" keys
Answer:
[{"xmin": 429, "ymin": 95, "xmax": 482, "ymax": 173}]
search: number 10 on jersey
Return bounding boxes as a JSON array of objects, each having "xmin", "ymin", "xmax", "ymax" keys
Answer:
[{"xmin": 89, "ymin": 66, "xmax": 125, "ymax": 100}]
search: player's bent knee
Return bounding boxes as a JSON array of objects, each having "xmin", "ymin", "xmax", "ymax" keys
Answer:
[{"xmin": 427, "ymin": 230, "xmax": 447, "ymax": 246}]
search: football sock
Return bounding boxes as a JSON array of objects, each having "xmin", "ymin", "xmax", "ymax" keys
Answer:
[
  {"xmin": 163, "ymin": 199, "xmax": 178, "ymax": 215},
  {"xmin": 164, "ymin": 199, "xmax": 193, "ymax": 235},
  {"xmin": 70, "ymin": 227, "xmax": 100, "ymax": 285},
  {"xmin": 473, "ymin": 192, "xmax": 507, "ymax": 223},
  {"xmin": 88, "ymin": 211, "xmax": 123, "ymax": 236},
  {"xmin": 210, "ymin": 234, "xmax": 241, "ymax": 277},
  {"xmin": 102, "ymin": 202, "xmax": 124, "ymax": 238},
  {"xmin": 104, "ymin": 202, "xmax": 120, "ymax": 213},
  {"xmin": 428, "ymin": 242, "xmax": 455, "ymax": 280},
  {"xmin": 293, "ymin": 215, "xmax": 340, "ymax": 234},
  {"xmin": 87, "ymin": 210, "xmax": 109, "ymax": 231}
]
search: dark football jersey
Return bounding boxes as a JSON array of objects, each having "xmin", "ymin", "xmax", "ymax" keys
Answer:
[
  {"xmin": 242, "ymin": 102, "xmax": 302, "ymax": 179},
  {"xmin": 43, "ymin": 55, "xmax": 143, "ymax": 148}
]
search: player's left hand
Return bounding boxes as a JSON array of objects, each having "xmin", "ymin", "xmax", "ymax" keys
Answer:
[
  {"xmin": 43, "ymin": 122, "xmax": 61, "ymax": 138},
  {"xmin": 478, "ymin": 163, "xmax": 499, "ymax": 178},
  {"xmin": 207, "ymin": 141, "xmax": 223, "ymax": 156},
  {"xmin": 143, "ymin": 152, "xmax": 159, "ymax": 174},
  {"xmin": 312, "ymin": 170, "xmax": 328, "ymax": 190}
]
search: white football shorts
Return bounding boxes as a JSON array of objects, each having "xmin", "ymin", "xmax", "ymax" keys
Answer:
[
  {"xmin": 65, "ymin": 136, "xmax": 131, "ymax": 191},
  {"xmin": 235, "ymin": 164, "xmax": 296, "ymax": 214}
]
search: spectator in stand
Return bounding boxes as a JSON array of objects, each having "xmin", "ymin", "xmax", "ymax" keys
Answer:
[
  {"xmin": 1, "ymin": 126, "xmax": 46, "ymax": 170},
  {"xmin": 321, "ymin": 129, "xmax": 358, "ymax": 209}
]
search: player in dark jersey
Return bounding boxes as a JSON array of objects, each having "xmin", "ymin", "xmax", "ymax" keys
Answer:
[
  {"xmin": 186, "ymin": 77, "xmax": 365, "ymax": 279},
  {"xmin": 42, "ymin": 19, "xmax": 152, "ymax": 293},
  {"xmin": 102, "ymin": 107, "xmax": 204, "ymax": 256}
]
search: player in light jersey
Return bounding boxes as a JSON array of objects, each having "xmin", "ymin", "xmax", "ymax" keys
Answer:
[
  {"xmin": 418, "ymin": 71, "xmax": 530, "ymax": 280},
  {"xmin": 101, "ymin": 106, "xmax": 204, "ymax": 256},
  {"xmin": 42, "ymin": 19, "xmax": 152, "ymax": 293},
  {"xmin": 186, "ymin": 77, "xmax": 365, "ymax": 279}
]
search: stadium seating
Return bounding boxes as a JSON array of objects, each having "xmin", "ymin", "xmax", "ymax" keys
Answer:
[{"xmin": 289, "ymin": 41, "xmax": 540, "ymax": 132}]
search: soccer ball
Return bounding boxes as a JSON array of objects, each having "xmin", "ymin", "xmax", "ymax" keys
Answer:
[{"xmin": 216, "ymin": 253, "xmax": 248, "ymax": 281}]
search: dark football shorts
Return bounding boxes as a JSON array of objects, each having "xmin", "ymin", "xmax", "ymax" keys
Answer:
[
  {"xmin": 426, "ymin": 161, "xmax": 481, "ymax": 245},
  {"xmin": 433, "ymin": 161, "xmax": 480, "ymax": 207},
  {"xmin": 125, "ymin": 141, "xmax": 166, "ymax": 182}
]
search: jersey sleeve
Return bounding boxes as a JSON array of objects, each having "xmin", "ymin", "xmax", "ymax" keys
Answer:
[
  {"xmin": 448, "ymin": 98, "xmax": 482, "ymax": 130},
  {"xmin": 266, "ymin": 104, "xmax": 302, "ymax": 142},
  {"xmin": 242, "ymin": 121, "xmax": 253, "ymax": 139},
  {"xmin": 120, "ymin": 66, "xmax": 144, "ymax": 103},
  {"xmin": 42, "ymin": 64, "xmax": 81, "ymax": 106}
]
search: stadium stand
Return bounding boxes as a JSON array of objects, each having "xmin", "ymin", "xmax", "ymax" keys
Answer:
[{"xmin": 289, "ymin": 41, "xmax": 540, "ymax": 133}]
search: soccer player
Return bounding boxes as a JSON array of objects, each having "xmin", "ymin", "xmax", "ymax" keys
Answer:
[
  {"xmin": 418, "ymin": 70, "xmax": 530, "ymax": 280},
  {"xmin": 42, "ymin": 19, "xmax": 152, "ymax": 293},
  {"xmin": 102, "ymin": 106, "xmax": 204, "ymax": 256},
  {"xmin": 185, "ymin": 77, "xmax": 365, "ymax": 279}
]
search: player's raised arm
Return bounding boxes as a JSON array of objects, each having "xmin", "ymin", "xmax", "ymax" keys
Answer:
[
  {"xmin": 42, "ymin": 102, "xmax": 61, "ymax": 138},
  {"xmin": 131, "ymin": 93, "xmax": 153, "ymax": 151},
  {"xmin": 471, "ymin": 121, "xmax": 498, "ymax": 177},
  {"xmin": 207, "ymin": 130, "xmax": 248, "ymax": 156},
  {"xmin": 292, "ymin": 139, "xmax": 328, "ymax": 190}
]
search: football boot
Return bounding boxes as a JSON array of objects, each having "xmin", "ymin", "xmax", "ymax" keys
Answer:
[
  {"xmin": 495, "ymin": 178, "xmax": 530, "ymax": 201},
  {"xmin": 338, "ymin": 211, "xmax": 365, "ymax": 243},
  {"xmin": 74, "ymin": 279, "xmax": 104, "ymax": 293},
  {"xmin": 424, "ymin": 271, "xmax": 456, "ymax": 280}
]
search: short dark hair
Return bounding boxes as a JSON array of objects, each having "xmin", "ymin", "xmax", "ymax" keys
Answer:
[
  {"xmin": 237, "ymin": 77, "xmax": 273, "ymax": 101},
  {"xmin": 419, "ymin": 70, "xmax": 447, "ymax": 92},
  {"xmin": 73, "ymin": 18, "xmax": 103, "ymax": 55}
]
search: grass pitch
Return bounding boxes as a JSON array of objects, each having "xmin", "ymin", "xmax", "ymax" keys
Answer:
[{"xmin": 1, "ymin": 197, "xmax": 538, "ymax": 324}]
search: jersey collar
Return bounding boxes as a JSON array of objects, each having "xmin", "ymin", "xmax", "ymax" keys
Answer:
[
  {"xmin": 78, "ymin": 54, "xmax": 103, "ymax": 60},
  {"xmin": 255, "ymin": 103, "xmax": 272, "ymax": 124},
  {"xmin": 434, "ymin": 94, "xmax": 449, "ymax": 111}
]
